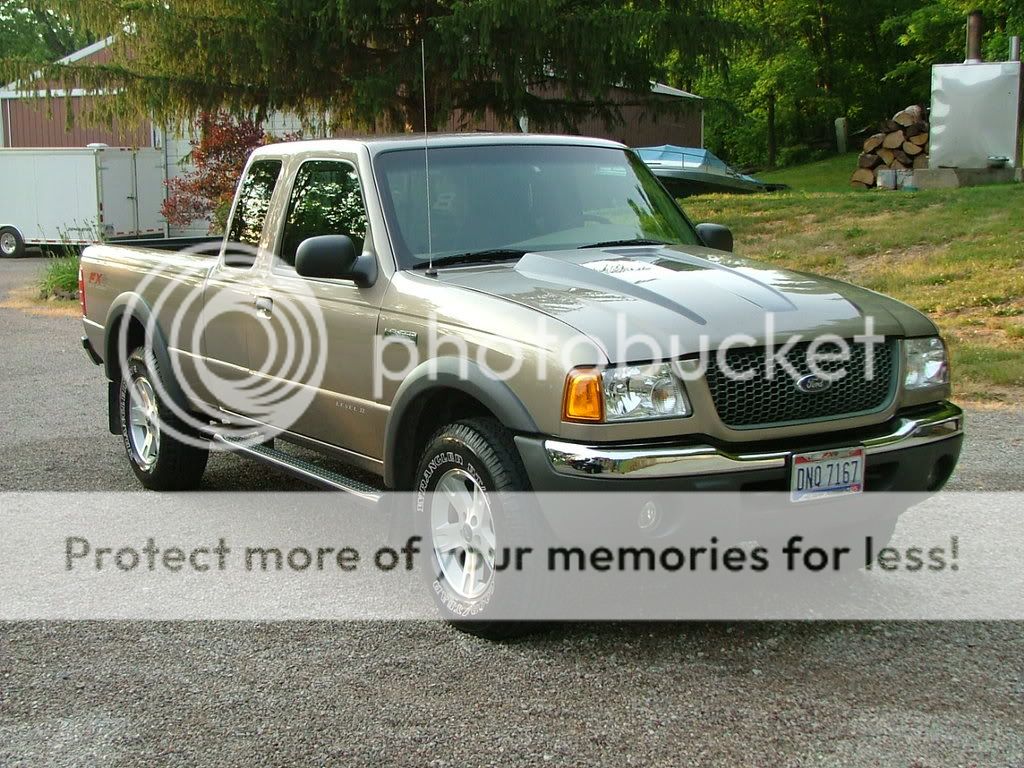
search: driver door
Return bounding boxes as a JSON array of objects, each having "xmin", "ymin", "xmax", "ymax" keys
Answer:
[{"xmin": 249, "ymin": 156, "xmax": 389, "ymax": 463}]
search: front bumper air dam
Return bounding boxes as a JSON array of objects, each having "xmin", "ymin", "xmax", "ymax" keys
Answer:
[{"xmin": 515, "ymin": 401, "xmax": 963, "ymax": 494}]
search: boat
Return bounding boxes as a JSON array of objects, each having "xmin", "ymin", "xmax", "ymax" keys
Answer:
[{"xmin": 635, "ymin": 145, "xmax": 788, "ymax": 197}]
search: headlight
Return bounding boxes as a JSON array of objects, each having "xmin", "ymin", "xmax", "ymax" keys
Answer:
[
  {"xmin": 562, "ymin": 364, "xmax": 691, "ymax": 422},
  {"xmin": 904, "ymin": 337, "xmax": 949, "ymax": 390}
]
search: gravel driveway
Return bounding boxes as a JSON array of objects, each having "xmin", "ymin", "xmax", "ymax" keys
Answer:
[{"xmin": 1, "ymin": 257, "xmax": 1021, "ymax": 766}]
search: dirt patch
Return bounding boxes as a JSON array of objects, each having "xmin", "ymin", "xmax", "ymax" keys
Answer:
[
  {"xmin": 957, "ymin": 395, "xmax": 1024, "ymax": 410},
  {"xmin": 0, "ymin": 286, "xmax": 79, "ymax": 318},
  {"xmin": 956, "ymin": 383, "xmax": 1024, "ymax": 410},
  {"xmin": 843, "ymin": 243, "xmax": 948, "ymax": 283}
]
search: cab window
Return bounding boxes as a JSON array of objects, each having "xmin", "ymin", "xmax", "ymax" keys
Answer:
[
  {"xmin": 278, "ymin": 160, "xmax": 368, "ymax": 269},
  {"xmin": 224, "ymin": 158, "xmax": 283, "ymax": 267}
]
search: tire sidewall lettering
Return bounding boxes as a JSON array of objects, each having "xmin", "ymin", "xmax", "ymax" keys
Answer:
[
  {"xmin": 120, "ymin": 356, "xmax": 154, "ymax": 476},
  {"xmin": 415, "ymin": 438, "xmax": 495, "ymax": 615}
]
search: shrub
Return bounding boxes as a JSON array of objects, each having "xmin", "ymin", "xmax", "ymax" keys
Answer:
[
  {"xmin": 38, "ymin": 255, "xmax": 80, "ymax": 300},
  {"xmin": 162, "ymin": 112, "xmax": 299, "ymax": 234}
]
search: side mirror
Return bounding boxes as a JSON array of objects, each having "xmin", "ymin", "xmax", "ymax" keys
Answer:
[
  {"xmin": 295, "ymin": 235, "xmax": 377, "ymax": 286},
  {"xmin": 695, "ymin": 223, "xmax": 734, "ymax": 253}
]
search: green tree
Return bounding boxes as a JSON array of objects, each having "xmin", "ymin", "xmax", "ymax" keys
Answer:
[
  {"xmin": 884, "ymin": 0, "xmax": 1023, "ymax": 95},
  {"xmin": 0, "ymin": 2, "xmax": 87, "ymax": 62},
  {"xmin": 2, "ymin": 0, "xmax": 734, "ymax": 133},
  {"xmin": 687, "ymin": 0, "xmax": 938, "ymax": 169}
]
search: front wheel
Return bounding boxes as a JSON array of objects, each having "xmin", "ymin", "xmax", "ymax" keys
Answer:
[
  {"xmin": 120, "ymin": 347, "xmax": 209, "ymax": 490},
  {"xmin": 413, "ymin": 418, "xmax": 542, "ymax": 640}
]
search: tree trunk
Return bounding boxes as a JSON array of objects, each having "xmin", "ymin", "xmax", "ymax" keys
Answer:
[
  {"xmin": 816, "ymin": 0, "xmax": 835, "ymax": 92},
  {"xmin": 767, "ymin": 92, "xmax": 777, "ymax": 168}
]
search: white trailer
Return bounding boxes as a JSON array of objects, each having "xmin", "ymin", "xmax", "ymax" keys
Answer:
[{"xmin": 0, "ymin": 146, "xmax": 166, "ymax": 258}]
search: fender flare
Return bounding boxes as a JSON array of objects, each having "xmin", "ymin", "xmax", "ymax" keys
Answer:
[
  {"xmin": 383, "ymin": 357, "xmax": 539, "ymax": 488},
  {"xmin": 102, "ymin": 292, "xmax": 188, "ymax": 412}
]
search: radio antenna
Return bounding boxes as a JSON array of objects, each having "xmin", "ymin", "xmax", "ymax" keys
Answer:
[{"xmin": 421, "ymin": 39, "xmax": 435, "ymax": 276}]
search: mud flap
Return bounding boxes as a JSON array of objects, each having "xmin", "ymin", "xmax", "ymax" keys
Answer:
[{"xmin": 108, "ymin": 380, "xmax": 121, "ymax": 435}]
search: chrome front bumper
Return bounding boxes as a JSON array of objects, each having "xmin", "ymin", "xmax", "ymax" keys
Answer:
[{"xmin": 544, "ymin": 402, "xmax": 964, "ymax": 479}]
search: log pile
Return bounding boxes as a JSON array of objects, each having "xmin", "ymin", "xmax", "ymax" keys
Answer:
[{"xmin": 851, "ymin": 105, "xmax": 930, "ymax": 189}]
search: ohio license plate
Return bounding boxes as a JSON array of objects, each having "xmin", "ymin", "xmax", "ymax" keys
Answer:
[{"xmin": 790, "ymin": 446, "xmax": 865, "ymax": 502}]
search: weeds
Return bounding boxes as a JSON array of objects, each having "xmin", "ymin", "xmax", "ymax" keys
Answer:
[{"xmin": 38, "ymin": 256, "xmax": 80, "ymax": 301}]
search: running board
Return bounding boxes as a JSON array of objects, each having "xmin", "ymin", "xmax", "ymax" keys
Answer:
[{"xmin": 211, "ymin": 434, "xmax": 384, "ymax": 502}]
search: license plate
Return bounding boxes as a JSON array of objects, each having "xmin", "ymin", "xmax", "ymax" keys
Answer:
[{"xmin": 790, "ymin": 447, "xmax": 865, "ymax": 502}]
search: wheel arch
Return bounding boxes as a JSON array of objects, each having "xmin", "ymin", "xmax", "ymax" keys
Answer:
[
  {"xmin": 383, "ymin": 358, "xmax": 539, "ymax": 489},
  {"xmin": 103, "ymin": 292, "xmax": 188, "ymax": 412}
]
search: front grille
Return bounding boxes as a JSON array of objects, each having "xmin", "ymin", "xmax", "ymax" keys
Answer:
[{"xmin": 705, "ymin": 339, "xmax": 896, "ymax": 428}]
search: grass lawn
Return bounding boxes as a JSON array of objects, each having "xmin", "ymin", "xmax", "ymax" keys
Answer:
[
  {"xmin": 683, "ymin": 158, "xmax": 1024, "ymax": 406},
  {"xmin": 759, "ymin": 152, "xmax": 863, "ymax": 193}
]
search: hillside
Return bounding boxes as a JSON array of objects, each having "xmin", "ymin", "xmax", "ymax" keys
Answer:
[{"xmin": 683, "ymin": 159, "xmax": 1024, "ymax": 405}]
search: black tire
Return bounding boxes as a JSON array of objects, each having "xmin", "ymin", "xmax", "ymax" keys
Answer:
[
  {"xmin": 0, "ymin": 227, "xmax": 26, "ymax": 259},
  {"xmin": 413, "ymin": 417, "xmax": 542, "ymax": 640},
  {"xmin": 119, "ymin": 347, "xmax": 209, "ymax": 490}
]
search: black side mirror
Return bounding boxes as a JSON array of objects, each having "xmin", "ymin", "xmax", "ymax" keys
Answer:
[
  {"xmin": 695, "ymin": 223, "xmax": 734, "ymax": 253},
  {"xmin": 295, "ymin": 235, "xmax": 377, "ymax": 286}
]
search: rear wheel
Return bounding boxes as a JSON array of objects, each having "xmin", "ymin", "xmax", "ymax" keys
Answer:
[
  {"xmin": 120, "ymin": 347, "xmax": 209, "ymax": 490},
  {"xmin": 414, "ymin": 418, "xmax": 542, "ymax": 640},
  {"xmin": 0, "ymin": 227, "xmax": 25, "ymax": 258}
]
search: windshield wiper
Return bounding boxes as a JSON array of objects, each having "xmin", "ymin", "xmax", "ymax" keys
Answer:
[
  {"xmin": 577, "ymin": 238, "xmax": 670, "ymax": 249},
  {"xmin": 413, "ymin": 249, "xmax": 527, "ymax": 271}
]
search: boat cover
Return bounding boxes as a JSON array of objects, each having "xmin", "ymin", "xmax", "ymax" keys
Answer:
[{"xmin": 634, "ymin": 145, "xmax": 765, "ymax": 187}]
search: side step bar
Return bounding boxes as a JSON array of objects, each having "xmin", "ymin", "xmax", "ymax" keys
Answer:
[{"xmin": 211, "ymin": 434, "xmax": 384, "ymax": 502}]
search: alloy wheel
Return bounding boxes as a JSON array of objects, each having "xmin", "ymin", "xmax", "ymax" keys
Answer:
[
  {"xmin": 127, "ymin": 375, "xmax": 161, "ymax": 470},
  {"xmin": 430, "ymin": 468, "xmax": 497, "ymax": 599}
]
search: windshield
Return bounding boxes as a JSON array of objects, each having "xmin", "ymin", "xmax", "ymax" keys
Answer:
[{"xmin": 372, "ymin": 144, "xmax": 701, "ymax": 268}]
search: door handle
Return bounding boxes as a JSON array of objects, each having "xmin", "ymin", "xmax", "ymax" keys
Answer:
[{"xmin": 254, "ymin": 296, "xmax": 274, "ymax": 318}]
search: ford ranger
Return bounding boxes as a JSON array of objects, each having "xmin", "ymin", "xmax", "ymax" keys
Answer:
[{"xmin": 80, "ymin": 134, "xmax": 963, "ymax": 631}]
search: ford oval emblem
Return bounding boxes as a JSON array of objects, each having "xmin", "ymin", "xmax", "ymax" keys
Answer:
[{"xmin": 796, "ymin": 374, "xmax": 832, "ymax": 394}]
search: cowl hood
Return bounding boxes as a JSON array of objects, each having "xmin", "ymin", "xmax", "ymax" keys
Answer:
[{"xmin": 434, "ymin": 245, "xmax": 935, "ymax": 363}]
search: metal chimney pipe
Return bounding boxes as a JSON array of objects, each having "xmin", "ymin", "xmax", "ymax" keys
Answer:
[
  {"xmin": 1011, "ymin": 36, "xmax": 1021, "ymax": 62},
  {"xmin": 965, "ymin": 11, "xmax": 984, "ymax": 63}
]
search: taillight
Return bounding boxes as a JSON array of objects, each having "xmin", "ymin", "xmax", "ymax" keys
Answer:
[{"xmin": 78, "ymin": 266, "xmax": 87, "ymax": 317}]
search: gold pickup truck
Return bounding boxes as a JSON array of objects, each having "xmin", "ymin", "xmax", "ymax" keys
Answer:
[{"xmin": 80, "ymin": 134, "xmax": 962, "ymax": 631}]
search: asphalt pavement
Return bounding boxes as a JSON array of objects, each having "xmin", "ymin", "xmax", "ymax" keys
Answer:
[{"xmin": 1, "ymin": 256, "xmax": 1021, "ymax": 766}]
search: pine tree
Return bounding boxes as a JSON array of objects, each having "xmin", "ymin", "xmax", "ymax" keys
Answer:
[{"xmin": 3, "ymin": 0, "xmax": 732, "ymax": 132}]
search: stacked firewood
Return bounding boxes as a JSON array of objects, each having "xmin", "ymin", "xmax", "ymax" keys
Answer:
[{"xmin": 850, "ymin": 105, "xmax": 930, "ymax": 189}]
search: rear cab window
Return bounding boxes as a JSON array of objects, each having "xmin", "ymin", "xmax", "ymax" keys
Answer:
[{"xmin": 223, "ymin": 158, "xmax": 284, "ymax": 268}]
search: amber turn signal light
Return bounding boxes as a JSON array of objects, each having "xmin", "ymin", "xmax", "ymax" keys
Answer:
[{"xmin": 562, "ymin": 368, "xmax": 604, "ymax": 422}]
